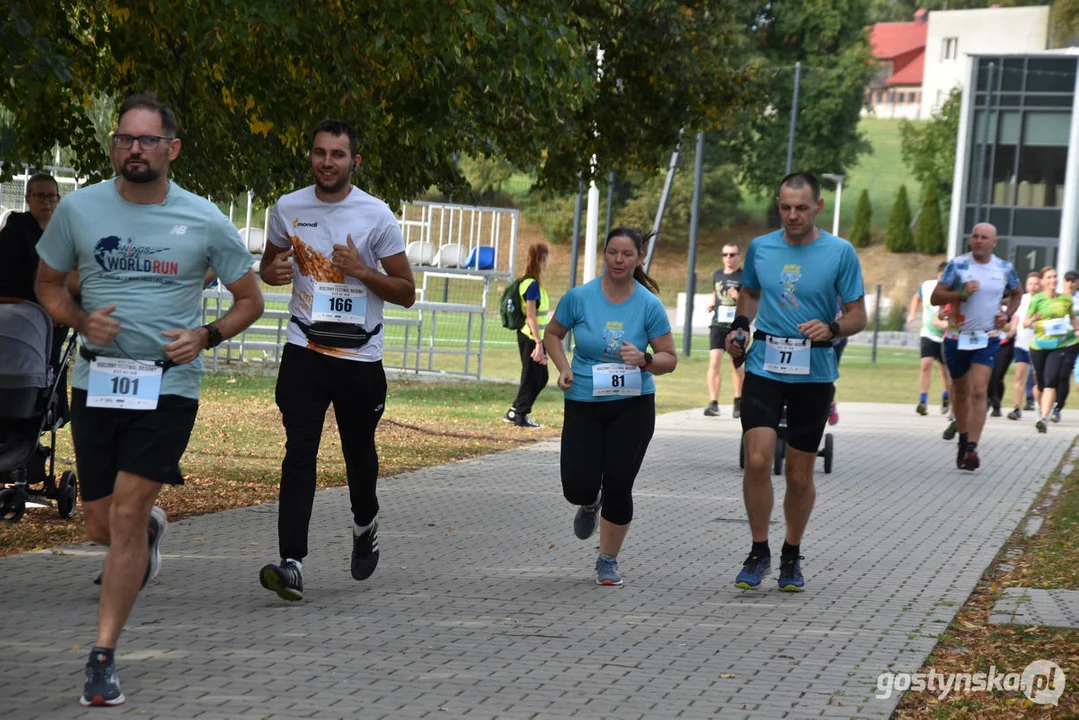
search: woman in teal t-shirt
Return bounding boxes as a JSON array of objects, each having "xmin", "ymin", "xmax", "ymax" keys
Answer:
[
  {"xmin": 1024, "ymin": 266, "xmax": 1079, "ymax": 432},
  {"xmin": 543, "ymin": 227, "xmax": 677, "ymax": 587}
]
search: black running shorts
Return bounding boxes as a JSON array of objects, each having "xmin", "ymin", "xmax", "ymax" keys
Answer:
[
  {"xmin": 739, "ymin": 372, "xmax": 832, "ymax": 453},
  {"xmin": 70, "ymin": 388, "xmax": 199, "ymax": 502},
  {"xmin": 920, "ymin": 337, "xmax": 944, "ymax": 362},
  {"xmin": 710, "ymin": 326, "xmax": 731, "ymax": 351}
]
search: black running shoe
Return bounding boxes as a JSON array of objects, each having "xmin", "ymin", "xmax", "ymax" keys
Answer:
[
  {"xmin": 703, "ymin": 401, "xmax": 720, "ymax": 417},
  {"xmin": 80, "ymin": 650, "xmax": 124, "ymax": 707},
  {"xmin": 941, "ymin": 397, "xmax": 950, "ymax": 414},
  {"xmin": 778, "ymin": 555, "xmax": 805, "ymax": 592},
  {"xmin": 260, "ymin": 560, "xmax": 303, "ymax": 601},
  {"xmin": 732, "ymin": 397, "xmax": 742, "ymax": 419},
  {"xmin": 943, "ymin": 420, "xmax": 958, "ymax": 441},
  {"xmin": 351, "ymin": 519, "xmax": 380, "ymax": 581},
  {"xmin": 960, "ymin": 447, "xmax": 980, "ymax": 471}
]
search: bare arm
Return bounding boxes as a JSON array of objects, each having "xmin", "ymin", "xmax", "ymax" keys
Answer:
[
  {"xmin": 906, "ymin": 292, "xmax": 920, "ymax": 325},
  {"xmin": 543, "ymin": 317, "xmax": 574, "ymax": 390},
  {"xmin": 525, "ymin": 299, "xmax": 545, "ymax": 363},
  {"xmin": 619, "ymin": 332, "xmax": 677, "ymax": 376},
  {"xmin": 36, "ymin": 260, "xmax": 90, "ymax": 333}
]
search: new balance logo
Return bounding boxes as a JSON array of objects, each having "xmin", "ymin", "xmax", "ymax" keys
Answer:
[{"xmin": 169, "ymin": 225, "xmax": 188, "ymax": 235}]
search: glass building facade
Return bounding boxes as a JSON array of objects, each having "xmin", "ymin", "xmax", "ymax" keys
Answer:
[{"xmin": 950, "ymin": 51, "xmax": 1079, "ymax": 280}]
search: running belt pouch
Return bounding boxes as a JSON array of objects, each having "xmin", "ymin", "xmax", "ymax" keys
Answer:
[{"xmin": 292, "ymin": 316, "xmax": 382, "ymax": 349}]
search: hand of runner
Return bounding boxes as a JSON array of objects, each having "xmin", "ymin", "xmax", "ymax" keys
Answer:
[
  {"xmin": 993, "ymin": 311, "xmax": 1009, "ymax": 330},
  {"xmin": 556, "ymin": 367, "xmax": 574, "ymax": 390},
  {"xmin": 797, "ymin": 319, "xmax": 833, "ymax": 342},
  {"xmin": 962, "ymin": 280, "xmax": 980, "ymax": 297},
  {"xmin": 620, "ymin": 341, "xmax": 647, "ymax": 367},
  {"xmin": 331, "ymin": 234, "xmax": 369, "ymax": 279},
  {"xmin": 81, "ymin": 305, "xmax": 121, "ymax": 345},
  {"xmin": 265, "ymin": 247, "xmax": 295, "ymax": 285},
  {"xmin": 725, "ymin": 329, "xmax": 746, "ymax": 357},
  {"xmin": 162, "ymin": 327, "xmax": 206, "ymax": 364}
]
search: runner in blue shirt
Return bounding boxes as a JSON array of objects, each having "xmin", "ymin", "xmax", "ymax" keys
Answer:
[{"xmin": 725, "ymin": 172, "xmax": 866, "ymax": 593}]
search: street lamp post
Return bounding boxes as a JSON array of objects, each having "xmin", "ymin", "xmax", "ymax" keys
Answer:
[{"xmin": 822, "ymin": 173, "xmax": 845, "ymax": 236}]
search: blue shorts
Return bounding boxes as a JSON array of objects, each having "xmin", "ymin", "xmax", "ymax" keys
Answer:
[
  {"xmin": 943, "ymin": 336, "xmax": 1001, "ymax": 379},
  {"xmin": 1014, "ymin": 347, "xmax": 1031, "ymax": 364}
]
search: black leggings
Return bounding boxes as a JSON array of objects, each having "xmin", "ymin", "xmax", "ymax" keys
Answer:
[
  {"xmin": 560, "ymin": 395, "xmax": 656, "ymax": 526},
  {"xmin": 1030, "ymin": 347, "xmax": 1070, "ymax": 394},
  {"xmin": 988, "ymin": 341, "xmax": 1015, "ymax": 403},
  {"xmin": 1056, "ymin": 345, "xmax": 1079, "ymax": 409},
  {"xmin": 275, "ymin": 343, "xmax": 387, "ymax": 561},
  {"xmin": 512, "ymin": 330, "xmax": 548, "ymax": 415}
]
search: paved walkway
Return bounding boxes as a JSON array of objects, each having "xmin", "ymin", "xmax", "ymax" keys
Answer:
[{"xmin": 1, "ymin": 403, "xmax": 1074, "ymax": 719}]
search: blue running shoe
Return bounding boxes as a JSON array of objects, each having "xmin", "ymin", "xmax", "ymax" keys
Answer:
[
  {"xmin": 80, "ymin": 650, "xmax": 124, "ymax": 707},
  {"xmin": 778, "ymin": 555, "xmax": 805, "ymax": 592},
  {"xmin": 735, "ymin": 553, "xmax": 771, "ymax": 590},
  {"xmin": 595, "ymin": 553, "xmax": 623, "ymax": 586}
]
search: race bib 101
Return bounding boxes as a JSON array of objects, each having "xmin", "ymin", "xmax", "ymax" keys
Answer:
[
  {"xmin": 312, "ymin": 282, "xmax": 367, "ymax": 324},
  {"xmin": 87, "ymin": 357, "xmax": 163, "ymax": 410}
]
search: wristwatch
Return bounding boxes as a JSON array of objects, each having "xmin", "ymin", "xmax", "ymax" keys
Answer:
[
  {"xmin": 642, "ymin": 352, "xmax": 653, "ymax": 370},
  {"xmin": 828, "ymin": 321, "xmax": 841, "ymax": 340},
  {"xmin": 202, "ymin": 323, "xmax": 223, "ymax": 349}
]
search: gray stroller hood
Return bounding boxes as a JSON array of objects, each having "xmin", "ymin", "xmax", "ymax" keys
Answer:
[{"xmin": 0, "ymin": 301, "xmax": 53, "ymax": 390}]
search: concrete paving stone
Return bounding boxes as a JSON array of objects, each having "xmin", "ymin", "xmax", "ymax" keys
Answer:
[
  {"xmin": 989, "ymin": 586, "xmax": 1079, "ymax": 628},
  {"xmin": 0, "ymin": 403, "xmax": 1070, "ymax": 719}
]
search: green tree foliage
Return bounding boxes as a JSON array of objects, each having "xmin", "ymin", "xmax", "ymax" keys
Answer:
[
  {"xmin": 849, "ymin": 188, "xmax": 873, "ymax": 248},
  {"xmin": 0, "ymin": 1, "xmax": 755, "ymax": 204},
  {"xmin": 900, "ymin": 87, "xmax": 961, "ymax": 214},
  {"xmin": 886, "ymin": 184, "xmax": 914, "ymax": 253},
  {"xmin": 915, "ymin": 182, "xmax": 946, "ymax": 254},
  {"xmin": 617, "ymin": 163, "xmax": 741, "ymax": 243},
  {"xmin": 732, "ymin": 0, "xmax": 876, "ymax": 197}
]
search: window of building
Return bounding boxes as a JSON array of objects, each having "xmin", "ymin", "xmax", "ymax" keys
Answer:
[
  {"xmin": 1016, "ymin": 112, "xmax": 1070, "ymax": 208},
  {"xmin": 897, "ymin": 91, "xmax": 905, "ymax": 103},
  {"xmin": 877, "ymin": 90, "xmax": 884, "ymax": 104},
  {"xmin": 942, "ymin": 37, "xmax": 959, "ymax": 61}
]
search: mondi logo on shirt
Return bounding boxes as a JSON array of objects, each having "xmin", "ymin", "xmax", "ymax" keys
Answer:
[
  {"xmin": 92, "ymin": 236, "xmax": 176, "ymax": 275},
  {"xmin": 292, "ymin": 218, "xmax": 318, "ymax": 228}
]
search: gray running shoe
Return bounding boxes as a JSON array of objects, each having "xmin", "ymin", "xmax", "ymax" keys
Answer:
[
  {"xmin": 943, "ymin": 420, "xmax": 958, "ymax": 441},
  {"xmin": 703, "ymin": 401, "xmax": 720, "ymax": 417},
  {"xmin": 573, "ymin": 494, "xmax": 602, "ymax": 539},
  {"xmin": 595, "ymin": 554, "xmax": 623, "ymax": 586},
  {"xmin": 916, "ymin": 402, "xmax": 927, "ymax": 416}
]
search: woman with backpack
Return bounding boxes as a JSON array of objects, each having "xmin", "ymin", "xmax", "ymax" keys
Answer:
[{"xmin": 504, "ymin": 242, "xmax": 550, "ymax": 428}]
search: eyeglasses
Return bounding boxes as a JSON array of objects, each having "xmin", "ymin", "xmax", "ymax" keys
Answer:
[
  {"xmin": 27, "ymin": 192, "xmax": 60, "ymax": 202},
  {"xmin": 111, "ymin": 134, "xmax": 174, "ymax": 150},
  {"xmin": 722, "ymin": 252, "xmax": 739, "ymax": 257}
]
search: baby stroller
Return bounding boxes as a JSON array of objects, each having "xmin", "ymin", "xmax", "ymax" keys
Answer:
[
  {"xmin": 0, "ymin": 300, "xmax": 78, "ymax": 523},
  {"xmin": 739, "ymin": 406, "xmax": 835, "ymax": 476}
]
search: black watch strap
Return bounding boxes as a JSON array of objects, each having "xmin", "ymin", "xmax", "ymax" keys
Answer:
[
  {"xmin": 202, "ymin": 323, "xmax": 223, "ymax": 349},
  {"xmin": 829, "ymin": 321, "xmax": 841, "ymax": 339}
]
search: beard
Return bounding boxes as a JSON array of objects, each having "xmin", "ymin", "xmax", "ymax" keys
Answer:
[
  {"xmin": 120, "ymin": 159, "xmax": 163, "ymax": 184},
  {"xmin": 315, "ymin": 174, "xmax": 351, "ymax": 195}
]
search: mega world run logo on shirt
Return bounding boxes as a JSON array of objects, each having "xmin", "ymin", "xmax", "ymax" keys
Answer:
[
  {"xmin": 779, "ymin": 264, "xmax": 801, "ymax": 308},
  {"xmin": 93, "ymin": 236, "xmax": 176, "ymax": 276}
]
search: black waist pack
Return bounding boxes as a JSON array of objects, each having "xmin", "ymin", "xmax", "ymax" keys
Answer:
[{"xmin": 291, "ymin": 316, "xmax": 382, "ymax": 349}]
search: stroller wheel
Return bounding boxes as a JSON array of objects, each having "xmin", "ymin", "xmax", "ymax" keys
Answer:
[
  {"xmin": 57, "ymin": 471, "xmax": 78, "ymax": 519},
  {"xmin": 0, "ymin": 486, "xmax": 28, "ymax": 523}
]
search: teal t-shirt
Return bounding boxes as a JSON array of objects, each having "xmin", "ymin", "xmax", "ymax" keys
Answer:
[
  {"xmin": 741, "ymin": 229, "xmax": 864, "ymax": 384},
  {"xmin": 554, "ymin": 277, "xmax": 671, "ymax": 402},
  {"xmin": 36, "ymin": 179, "xmax": 256, "ymax": 400}
]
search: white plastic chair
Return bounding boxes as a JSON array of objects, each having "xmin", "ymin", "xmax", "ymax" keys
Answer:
[
  {"xmin": 406, "ymin": 241, "xmax": 436, "ymax": 265},
  {"xmin": 432, "ymin": 243, "xmax": 464, "ymax": 268}
]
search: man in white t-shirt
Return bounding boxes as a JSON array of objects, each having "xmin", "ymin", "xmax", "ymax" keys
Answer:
[
  {"xmin": 906, "ymin": 261, "xmax": 950, "ymax": 416},
  {"xmin": 1006, "ymin": 272, "xmax": 1041, "ymax": 420},
  {"xmin": 931, "ymin": 223, "xmax": 1021, "ymax": 471},
  {"xmin": 256, "ymin": 120, "xmax": 416, "ymax": 601}
]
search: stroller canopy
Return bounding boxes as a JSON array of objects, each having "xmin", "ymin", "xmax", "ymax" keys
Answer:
[{"xmin": 0, "ymin": 301, "xmax": 53, "ymax": 390}]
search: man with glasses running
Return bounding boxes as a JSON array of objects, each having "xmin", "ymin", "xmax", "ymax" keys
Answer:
[
  {"xmin": 35, "ymin": 92, "xmax": 264, "ymax": 707},
  {"xmin": 703, "ymin": 243, "xmax": 745, "ymax": 417}
]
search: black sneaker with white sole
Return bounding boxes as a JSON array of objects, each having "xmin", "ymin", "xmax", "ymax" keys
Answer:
[{"xmin": 260, "ymin": 560, "xmax": 303, "ymax": 601}]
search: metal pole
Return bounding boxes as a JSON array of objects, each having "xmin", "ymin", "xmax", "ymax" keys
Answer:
[
  {"xmin": 604, "ymin": 169, "xmax": 615, "ymax": 240},
  {"xmin": 568, "ymin": 183, "xmax": 584, "ymax": 291},
  {"xmin": 683, "ymin": 132, "xmax": 705, "ymax": 357},
  {"xmin": 644, "ymin": 144, "xmax": 681, "ymax": 273},
  {"xmin": 871, "ymin": 283, "xmax": 882, "ymax": 364},
  {"xmin": 973, "ymin": 62, "xmax": 995, "ymax": 226},
  {"xmin": 832, "ymin": 178, "xmax": 842, "ymax": 236},
  {"xmin": 785, "ymin": 61, "xmax": 802, "ymax": 175}
]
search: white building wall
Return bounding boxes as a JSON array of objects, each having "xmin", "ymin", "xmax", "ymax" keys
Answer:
[{"xmin": 921, "ymin": 6, "xmax": 1050, "ymax": 119}]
